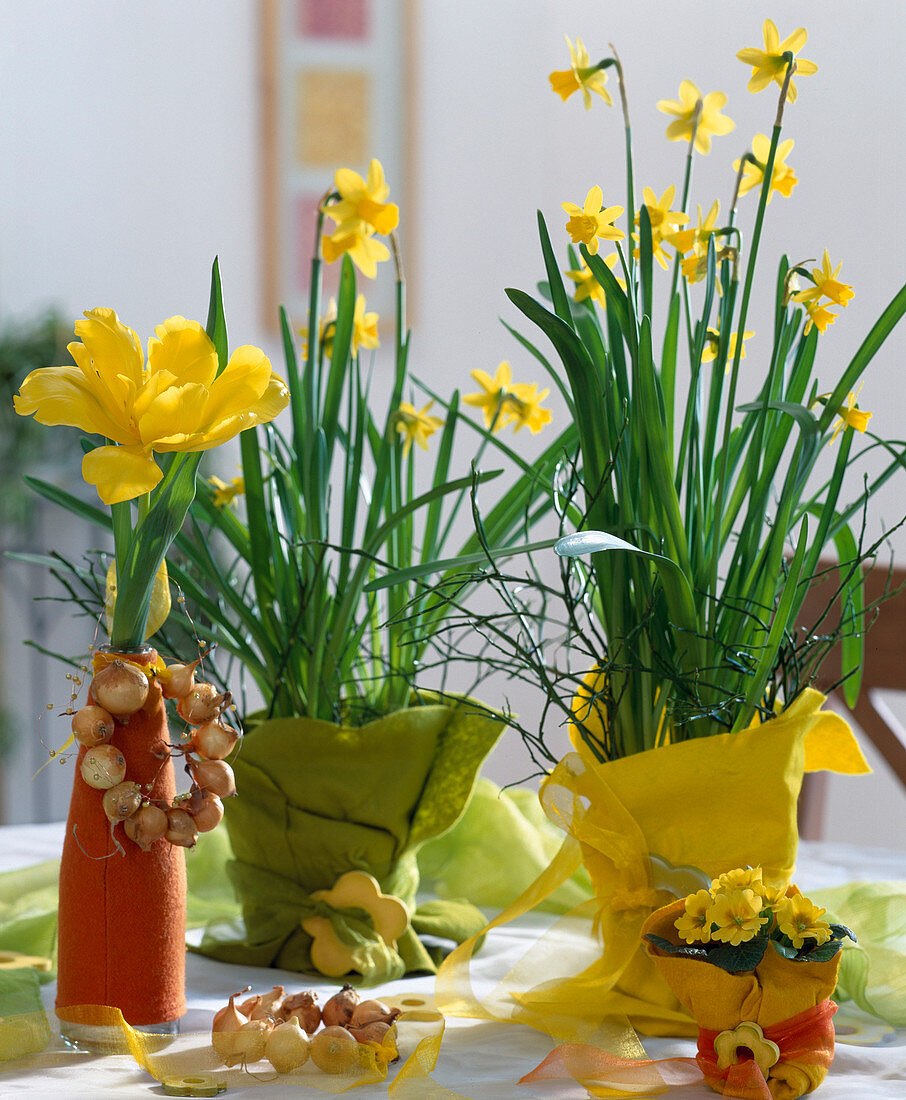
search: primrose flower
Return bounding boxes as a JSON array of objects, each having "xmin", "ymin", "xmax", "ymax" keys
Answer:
[
  {"xmin": 736, "ymin": 19, "xmax": 818, "ymax": 104},
  {"xmin": 829, "ymin": 385, "xmax": 872, "ymax": 444},
  {"xmin": 464, "ymin": 361, "xmax": 551, "ymax": 434},
  {"xmin": 395, "ymin": 401, "xmax": 444, "ymax": 457},
  {"xmin": 775, "ymin": 894, "xmax": 832, "ymax": 949},
  {"xmin": 735, "ymin": 135, "xmax": 797, "ymax": 203},
  {"xmin": 565, "ymin": 253, "xmax": 624, "ymax": 308},
  {"xmin": 208, "ymin": 475, "xmax": 245, "ymax": 509},
  {"xmin": 635, "ymin": 186, "xmax": 689, "ymax": 269},
  {"xmin": 324, "ymin": 159, "xmax": 399, "ymax": 238},
  {"xmin": 702, "ymin": 327, "xmax": 753, "ymax": 368},
  {"xmin": 674, "ymin": 889, "xmax": 714, "ymax": 944},
  {"xmin": 562, "ymin": 186, "xmax": 624, "ymax": 255},
  {"xmin": 711, "ymin": 867, "xmax": 763, "ymax": 893},
  {"xmin": 14, "ymin": 309, "xmax": 289, "ymax": 505},
  {"xmin": 549, "ymin": 35, "xmax": 612, "ymax": 110},
  {"xmin": 657, "ymin": 80, "xmax": 735, "ymax": 155},
  {"xmin": 708, "ymin": 887, "xmax": 767, "ymax": 946}
]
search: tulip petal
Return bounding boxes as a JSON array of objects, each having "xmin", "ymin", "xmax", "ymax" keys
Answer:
[
  {"xmin": 14, "ymin": 364, "xmax": 131, "ymax": 441},
  {"xmin": 82, "ymin": 445, "xmax": 163, "ymax": 505},
  {"xmin": 147, "ymin": 316, "xmax": 218, "ymax": 386},
  {"xmin": 136, "ymin": 381, "xmax": 210, "ymax": 447},
  {"xmin": 73, "ymin": 308, "xmax": 144, "ymax": 392}
]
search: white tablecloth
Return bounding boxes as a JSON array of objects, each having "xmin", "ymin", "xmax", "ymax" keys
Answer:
[{"xmin": 1, "ymin": 823, "xmax": 904, "ymax": 1098}]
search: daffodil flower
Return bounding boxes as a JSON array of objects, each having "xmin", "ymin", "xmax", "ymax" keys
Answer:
[
  {"xmin": 634, "ymin": 185, "xmax": 689, "ymax": 269},
  {"xmin": 666, "ymin": 201, "xmax": 722, "ymax": 284},
  {"xmin": 702, "ymin": 327, "xmax": 753, "ymax": 369},
  {"xmin": 324, "ymin": 159, "xmax": 399, "ymax": 238},
  {"xmin": 674, "ymin": 888, "xmax": 714, "ymax": 944},
  {"xmin": 208, "ymin": 475, "xmax": 245, "ymax": 509},
  {"xmin": 829, "ymin": 386, "xmax": 872, "ymax": 444},
  {"xmin": 562, "ymin": 186, "xmax": 624, "ymax": 256},
  {"xmin": 801, "ymin": 299, "xmax": 839, "ymax": 335},
  {"xmin": 736, "ymin": 19, "xmax": 818, "ymax": 103},
  {"xmin": 14, "ymin": 309, "xmax": 289, "ymax": 505},
  {"xmin": 464, "ymin": 361, "xmax": 552, "ymax": 434},
  {"xmin": 657, "ymin": 80, "xmax": 735, "ymax": 155},
  {"xmin": 734, "ymin": 134, "xmax": 798, "ymax": 203},
  {"xmin": 708, "ymin": 886, "xmax": 767, "ymax": 946},
  {"xmin": 774, "ymin": 893, "xmax": 832, "ymax": 949},
  {"xmin": 301, "ymin": 295, "xmax": 379, "ymax": 361},
  {"xmin": 549, "ymin": 35, "xmax": 612, "ymax": 110},
  {"xmin": 395, "ymin": 401, "xmax": 444, "ymax": 457},
  {"xmin": 793, "ymin": 251, "xmax": 855, "ymax": 308},
  {"xmin": 565, "ymin": 254, "xmax": 623, "ymax": 308},
  {"xmin": 322, "ymin": 226, "xmax": 390, "ymax": 280}
]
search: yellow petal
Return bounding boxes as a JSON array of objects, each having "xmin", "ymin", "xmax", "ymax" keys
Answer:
[
  {"xmin": 73, "ymin": 308, "xmax": 144, "ymax": 393},
  {"xmin": 82, "ymin": 445, "xmax": 163, "ymax": 505},
  {"xmin": 204, "ymin": 345, "xmax": 276, "ymax": 423},
  {"xmin": 14, "ymin": 364, "xmax": 130, "ymax": 440},
  {"xmin": 136, "ymin": 381, "xmax": 210, "ymax": 447},
  {"xmin": 334, "ymin": 167, "xmax": 366, "ymax": 200},
  {"xmin": 147, "ymin": 316, "xmax": 218, "ymax": 386}
]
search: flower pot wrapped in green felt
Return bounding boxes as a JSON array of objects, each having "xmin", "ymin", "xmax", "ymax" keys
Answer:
[{"xmin": 194, "ymin": 695, "xmax": 504, "ymax": 983}]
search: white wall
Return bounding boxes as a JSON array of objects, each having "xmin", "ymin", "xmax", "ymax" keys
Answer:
[{"xmin": 1, "ymin": 1, "xmax": 905, "ymax": 845}]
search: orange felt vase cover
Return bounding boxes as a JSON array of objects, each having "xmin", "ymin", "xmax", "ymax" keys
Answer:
[{"xmin": 55, "ymin": 649, "xmax": 186, "ymax": 1026}]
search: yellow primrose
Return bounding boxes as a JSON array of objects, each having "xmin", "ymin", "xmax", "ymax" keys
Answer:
[
  {"xmin": 657, "ymin": 80, "xmax": 735, "ymax": 155},
  {"xmin": 774, "ymin": 893, "xmax": 832, "ymax": 949},
  {"xmin": 549, "ymin": 35, "xmax": 612, "ymax": 110},
  {"xmin": 735, "ymin": 134, "xmax": 797, "ymax": 203},
  {"xmin": 702, "ymin": 327, "xmax": 753, "ymax": 368},
  {"xmin": 793, "ymin": 250, "xmax": 855, "ymax": 308},
  {"xmin": 736, "ymin": 19, "xmax": 818, "ymax": 104},
  {"xmin": 708, "ymin": 887, "xmax": 767, "ymax": 946},
  {"xmin": 829, "ymin": 385, "xmax": 872, "ymax": 444},
  {"xmin": 565, "ymin": 253, "xmax": 623, "ymax": 308},
  {"xmin": 208, "ymin": 475, "xmax": 245, "ymax": 508},
  {"xmin": 324, "ymin": 158, "xmax": 399, "ymax": 238},
  {"xmin": 562, "ymin": 186, "xmax": 625, "ymax": 256},
  {"xmin": 464, "ymin": 361, "xmax": 552, "ymax": 434},
  {"xmin": 711, "ymin": 866, "xmax": 763, "ymax": 893},
  {"xmin": 395, "ymin": 401, "xmax": 444, "ymax": 457},
  {"xmin": 674, "ymin": 888, "xmax": 714, "ymax": 944},
  {"xmin": 322, "ymin": 225, "xmax": 390, "ymax": 280},
  {"xmin": 634, "ymin": 186, "xmax": 689, "ymax": 270},
  {"xmin": 14, "ymin": 309, "xmax": 289, "ymax": 505}
]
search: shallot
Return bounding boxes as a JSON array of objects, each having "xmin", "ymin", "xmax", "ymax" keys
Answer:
[
  {"xmin": 322, "ymin": 984, "xmax": 359, "ymax": 1028},
  {"xmin": 123, "ymin": 803, "xmax": 168, "ymax": 851},
  {"xmin": 80, "ymin": 744, "xmax": 127, "ymax": 790},
  {"xmin": 265, "ymin": 1016, "xmax": 310, "ymax": 1073},
  {"xmin": 71, "ymin": 705, "xmax": 115, "ymax": 748},
  {"xmin": 90, "ymin": 660, "xmax": 149, "ymax": 717},
  {"xmin": 310, "ymin": 1026, "xmax": 358, "ymax": 1074}
]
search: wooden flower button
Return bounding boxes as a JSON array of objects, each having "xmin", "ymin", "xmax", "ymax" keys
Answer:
[{"xmin": 714, "ymin": 1020, "xmax": 781, "ymax": 1075}]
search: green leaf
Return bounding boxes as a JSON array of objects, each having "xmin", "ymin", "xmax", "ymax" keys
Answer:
[
  {"xmin": 706, "ymin": 936, "xmax": 769, "ymax": 973},
  {"xmin": 643, "ymin": 934, "xmax": 709, "ymax": 960},
  {"xmin": 206, "ymin": 257, "xmax": 229, "ymax": 376},
  {"xmin": 536, "ymin": 210, "xmax": 572, "ymax": 325},
  {"xmin": 802, "ymin": 940, "xmax": 843, "ymax": 962},
  {"xmin": 770, "ymin": 938, "xmax": 800, "ymax": 959},
  {"xmin": 829, "ymin": 922, "xmax": 857, "ymax": 943}
]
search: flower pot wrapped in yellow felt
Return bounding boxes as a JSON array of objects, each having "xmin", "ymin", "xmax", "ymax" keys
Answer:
[
  {"xmin": 642, "ymin": 872, "xmax": 854, "ymax": 1099},
  {"xmin": 527, "ymin": 687, "xmax": 866, "ymax": 1037}
]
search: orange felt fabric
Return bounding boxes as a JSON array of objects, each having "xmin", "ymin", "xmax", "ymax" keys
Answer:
[{"xmin": 55, "ymin": 649, "xmax": 186, "ymax": 1026}]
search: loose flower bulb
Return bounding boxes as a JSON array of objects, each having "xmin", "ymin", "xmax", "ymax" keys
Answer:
[
  {"xmin": 266, "ymin": 1016, "xmax": 310, "ymax": 1073},
  {"xmin": 80, "ymin": 744, "xmax": 127, "ymax": 790},
  {"xmin": 350, "ymin": 999, "xmax": 400, "ymax": 1029},
  {"xmin": 278, "ymin": 990, "xmax": 321, "ymax": 1033},
  {"xmin": 349, "ymin": 1020, "xmax": 392, "ymax": 1047},
  {"xmin": 249, "ymin": 985, "xmax": 285, "ymax": 1022},
  {"xmin": 321, "ymin": 984, "xmax": 359, "ymax": 1028},
  {"xmin": 217, "ymin": 1019, "xmax": 270, "ymax": 1067},
  {"xmin": 71, "ymin": 705, "xmax": 115, "ymax": 747},
  {"xmin": 90, "ymin": 660, "xmax": 149, "ymax": 718},
  {"xmin": 310, "ymin": 1026, "xmax": 358, "ymax": 1074},
  {"xmin": 212, "ymin": 987, "xmax": 250, "ymax": 1036}
]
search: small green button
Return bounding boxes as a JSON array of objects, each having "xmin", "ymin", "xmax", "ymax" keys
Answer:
[{"xmin": 161, "ymin": 1074, "xmax": 226, "ymax": 1097}]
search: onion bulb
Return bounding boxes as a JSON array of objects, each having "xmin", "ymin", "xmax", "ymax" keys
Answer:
[
  {"xmin": 212, "ymin": 987, "xmax": 250, "ymax": 1037},
  {"xmin": 278, "ymin": 991, "xmax": 321, "ymax": 1033},
  {"xmin": 90, "ymin": 660, "xmax": 149, "ymax": 718},
  {"xmin": 186, "ymin": 789, "xmax": 223, "ymax": 833},
  {"xmin": 218, "ymin": 1018, "xmax": 270, "ymax": 1067},
  {"xmin": 322, "ymin": 984, "xmax": 359, "ymax": 1028},
  {"xmin": 177, "ymin": 682, "xmax": 230, "ymax": 725},
  {"xmin": 310, "ymin": 1026, "xmax": 358, "ymax": 1074},
  {"xmin": 349, "ymin": 1020, "xmax": 392, "ymax": 1047},
  {"xmin": 350, "ymin": 999, "xmax": 400, "ymax": 1029},
  {"xmin": 189, "ymin": 758, "xmax": 236, "ymax": 799},
  {"xmin": 71, "ymin": 705, "xmax": 115, "ymax": 748},
  {"xmin": 102, "ymin": 781, "xmax": 142, "ymax": 822},
  {"xmin": 165, "ymin": 807, "xmax": 198, "ymax": 848},
  {"xmin": 80, "ymin": 744, "xmax": 127, "ymax": 790},
  {"xmin": 266, "ymin": 1016, "xmax": 310, "ymax": 1073},
  {"xmin": 159, "ymin": 659, "xmax": 199, "ymax": 700},
  {"xmin": 190, "ymin": 719, "xmax": 240, "ymax": 761},
  {"xmin": 249, "ymin": 985, "xmax": 285, "ymax": 1022},
  {"xmin": 123, "ymin": 803, "xmax": 168, "ymax": 851}
]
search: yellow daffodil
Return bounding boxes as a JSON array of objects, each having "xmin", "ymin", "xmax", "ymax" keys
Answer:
[
  {"xmin": 702, "ymin": 328, "xmax": 753, "ymax": 369},
  {"xmin": 801, "ymin": 299, "xmax": 839, "ymax": 335},
  {"xmin": 774, "ymin": 894, "xmax": 832, "ymax": 949},
  {"xmin": 14, "ymin": 309, "xmax": 289, "ymax": 505},
  {"xmin": 736, "ymin": 19, "xmax": 818, "ymax": 104},
  {"xmin": 793, "ymin": 251, "xmax": 854, "ymax": 308},
  {"xmin": 208, "ymin": 475, "xmax": 245, "ymax": 508},
  {"xmin": 635, "ymin": 186, "xmax": 689, "ymax": 270},
  {"xmin": 322, "ymin": 226, "xmax": 389, "ymax": 279},
  {"xmin": 395, "ymin": 401, "xmax": 444, "ymax": 457},
  {"xmin": 674, "ymin": 888, "xmax": 714, "ymax": 944},
  {"xmin": 667, "ymin": 201, "xmax": 721, "ymax": 283},
  {"xmin": 324, "ymin": 158, "xmax": 399, "ymax": 238},
  {"xmin": 657, "ymin": 80, "xmax": 735, "ymax": 155},
  {"xmin": 735, "ymin": 135, "xmax": 797, "ymax": 203},
  {"xmin": 829, "ymin": 385, "xmax": 872, "ymax": 444},
  {"xmin": 565, "ymin": 254, "xmax": 624, "ymax": 308},
  {"xmin": 464, "ymin": 361, "xmax": 552, "ymax": 434},
  {"xmin": 300, "ymin": 294, "xmax": 380, "ymax": 360},
  {"xmin": 562, "ymin": 187, "xmax": 624, "ymax": 256},
  {"xmin": 708, "ymin": 887, "xmax": 768, "ymax": 946},
  {"xmin": 549, "ymin": 35, "xmax": 612, "ymax": 110}
]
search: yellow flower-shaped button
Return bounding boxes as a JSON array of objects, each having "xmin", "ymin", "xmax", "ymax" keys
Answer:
[
  {"xmin": 714, "ymin": 1020, "xmax": 780, "ymax": 1075},
  {"xmin": 302, "ymin": 871, "xmax": 409, "ymax": 978}
]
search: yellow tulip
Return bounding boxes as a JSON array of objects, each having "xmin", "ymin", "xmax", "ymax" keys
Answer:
[{"xmin": 14, "ymin": 308, "xmax": 289, "ymax": 504}]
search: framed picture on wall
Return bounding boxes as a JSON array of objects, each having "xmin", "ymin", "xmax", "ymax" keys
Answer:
[{"xmin": 260, "ymin": 0, "xmax": 415, "ymax": 331}]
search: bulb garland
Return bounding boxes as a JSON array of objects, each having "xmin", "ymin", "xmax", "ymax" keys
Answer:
[{"xmin": 70, "ymin": 654, "xmax": 238, "ymax": 856}]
